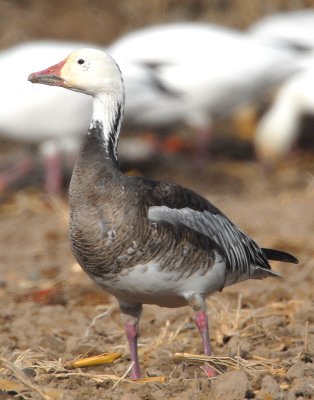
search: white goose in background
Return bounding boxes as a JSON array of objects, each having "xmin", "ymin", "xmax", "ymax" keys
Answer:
[
  {"xmin": 108, "ymin": 22, "xmax": 303, "ymax": 153},
  {"xmin": 255, "ymin": 63, "xmax": 314, "ymax": 164},
  {"xmin": 0, "ymin": 41, "xmax": 93, "ymax": 192},
  {"xmin": 248, "ymin": 10, "xmax": 314, "ymax": 51},
  {"xmin": 0, "ymin": 25, "xmax": 305, "ymax": 193},
  {"xmin": 0, "ymin": 40, "xmax": 157, "ymax": 194}
]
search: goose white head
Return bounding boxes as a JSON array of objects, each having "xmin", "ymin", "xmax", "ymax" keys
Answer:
[
  {"xmin": 28, "ymin": 48, "xmax": 124, "ymax": 98},
  {"xmin": 29, "ymin": 48, "xmax": 125, "ymax": 157}
]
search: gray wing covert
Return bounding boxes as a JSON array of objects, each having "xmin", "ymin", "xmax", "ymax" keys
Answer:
[{"xmin": 148, "ymin": 205, "xmax": 271, "ymax": 280}]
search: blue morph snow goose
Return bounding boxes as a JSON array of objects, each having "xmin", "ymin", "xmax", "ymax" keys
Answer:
[{"xmin": 28, "ymin": 48, "xmax": 298, "ymax": 379}]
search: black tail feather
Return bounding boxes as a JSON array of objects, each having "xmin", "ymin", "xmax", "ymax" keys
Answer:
[{"xmin": 262, "ymin": 248, "xmax": 298, "ymax": 264}]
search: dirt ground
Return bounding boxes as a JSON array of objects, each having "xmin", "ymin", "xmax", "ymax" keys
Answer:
[
  {"xmin": 0, "ymin": 1, "xmax": 314, "ymax": 399},
  {"xmin": 0, "ymin": 154, "xmax": 313, "ymax": 400}
]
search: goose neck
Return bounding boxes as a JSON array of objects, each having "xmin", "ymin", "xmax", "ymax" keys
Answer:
[{"xmin": 89, "ymin": 93, "xmax": 124, "ymax": 162}]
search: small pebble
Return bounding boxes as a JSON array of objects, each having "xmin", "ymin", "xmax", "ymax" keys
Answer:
[
  {"xmin": 287, "ymin": 379, "xmax": 314, "ymax": 400},
  {"xmin": 256, "ymin": 375, "xmax": 282, "ymax": 400},
  {"xmin": 286, "ymin": 362, "xmax": 314, "ymax": 380},
  {"xmin": 212, "ymin": 371, "xmax": 250, "ymax": 400},
  {"xmin": 22, "ymin": 367, "xmax": 36, "ymax": 378}
]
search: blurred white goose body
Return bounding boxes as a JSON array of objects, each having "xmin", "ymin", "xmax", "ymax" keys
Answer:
[
  {"xmin": 255, "ymin": 65, "xmax": 314, "ymax": 163},
  {"xmin": 0, "ymin": 32, "xmax": 303, "ymax": 193},
  {"xmin": 0, "ymin": 41, "xmax": 92, "ymax": 143},
  {"xmin": 108, "ymin": 22, "xmax": 301, "ymax": 131},
  {"xmin": 0, "ymin": 41, "xmax": 93, "ymax": 192},
  {"xmin": 249, "ymin": 10, "xmax": 314, "ymax": 51}
]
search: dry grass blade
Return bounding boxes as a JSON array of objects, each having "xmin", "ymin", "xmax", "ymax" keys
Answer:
[
  {"xmin": 131, "ymin": 376, "xmax": 168, "ymax": 384},
  {"xmin": 212, "ymin": 298, "xmax": 303, "ymax": 345},
  {"xmin": 0, "ymin": 355, "xmax": 60, "ymax": 400},
  {"xmin": 0, "ymin": 378, "xmax": 25, "ymax": 392},
  {"xmin": 67, "ymin": 352, "xmax": 122, "ymax": 369},
  {"xmin": 53, "ymin": 370, "xmax": 167, "ymax": 385},
  {"xmin": 111, "ymin": 362, "xmax": 134, "ymax": 389},
  {"xmin": 85, "ymin": 307, "xmax": 113, "ymax": 337},
  {"xmin": 303, "ymin": 321, "xmax": 309, "ymax": 354},
  {"xmin": 174, "ymin": 353, "xmax": 286, "ymax": 377}
]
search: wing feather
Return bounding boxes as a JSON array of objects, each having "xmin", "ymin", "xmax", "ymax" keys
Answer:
[{"xmin": 148, "ymin": 205, "xmax": 270, "ymax": 281}]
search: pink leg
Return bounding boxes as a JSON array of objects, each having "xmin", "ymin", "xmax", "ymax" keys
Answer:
[
  {"xmin": 125, "ymin": 321, "xmax": 141, "ymax": 379},
  {"xmin": 43, "ymin": 152, "xmax": 63, "ymax": 194},
  {"xmin": 195, "ymin": 127, "xmax": 212, "ymax": 164},
  {"xmin": 195, "ymin": 310, "xmax": 216, "ymax": 377},
  {"xmin": 195, "ymin": 310, "xmax": 211, "ymax": 355}
]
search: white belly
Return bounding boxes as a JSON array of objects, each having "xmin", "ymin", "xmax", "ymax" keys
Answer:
[{"xmin": 93, "ymin": 254, "xmax": 226, "ymax": 308}]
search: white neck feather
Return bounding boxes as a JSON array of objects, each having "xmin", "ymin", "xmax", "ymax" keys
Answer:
[{"xmin": 90, "ymin": 92, "xmax": 124, "ymax": 160}]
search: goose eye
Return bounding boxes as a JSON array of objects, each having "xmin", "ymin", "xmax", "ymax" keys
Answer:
[{"xmin": 77, "ymin": 59, "xmax": 85, "ymax": 65}]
